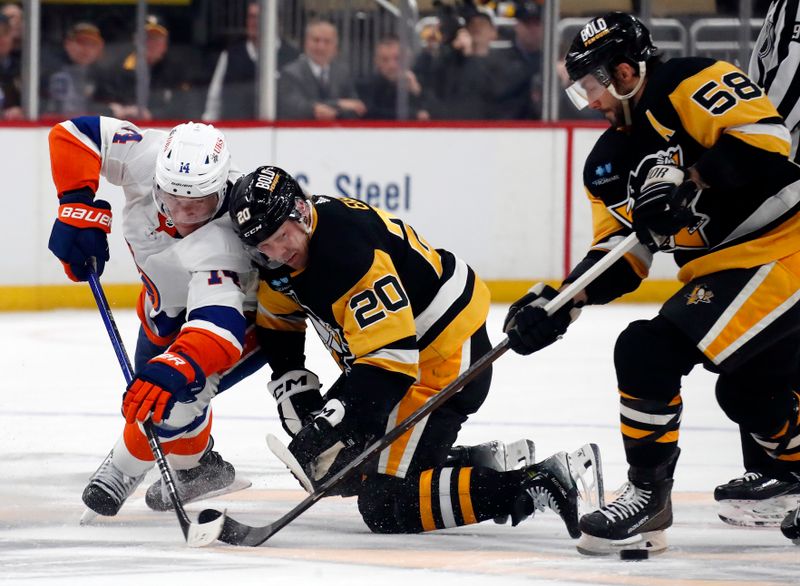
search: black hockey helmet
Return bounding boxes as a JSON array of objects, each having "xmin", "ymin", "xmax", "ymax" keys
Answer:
[
  {"xmin": 564, "ymin": 12, "xmax": 657, "ymax": 109},
  {"xmin": 229, "ymin": 165, "xmax": 305, "ymax": 247}
]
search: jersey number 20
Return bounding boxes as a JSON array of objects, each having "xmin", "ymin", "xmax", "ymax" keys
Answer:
[{"xmin": 349, "ymin": 274, "xmax": 410, "ymax": 329}]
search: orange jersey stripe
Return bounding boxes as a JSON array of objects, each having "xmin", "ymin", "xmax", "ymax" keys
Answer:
[
  {"xmin": 49, "ymin": 124, "xmax": 101, "ymax": 195},
  {"xmin": 383, "ymin": 384, "xmax": 438, "ymax": 476},
  {"xmin": 136, "ymin": 288, "xmax": 176, "ymax": 347},
  {"xmin": 162, "ymin": 422, "xmax": 213, "ymax": 456},
  {"xmin": 123, "ymin": 413, "xmax": 213, "ymax": 460},
  {"xmin": 123, "ymin": 420, "xmax": 156, "ymax": 461},
  {"xmin": 171, "ymin": 327, "xmax": 243, "ymax": 377}
]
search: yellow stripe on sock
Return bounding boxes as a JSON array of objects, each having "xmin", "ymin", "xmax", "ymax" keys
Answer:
[
  {"xmin": 419, "ymin": 469, "xmax": 435, "ymax": 531},
  {"xmin": 458, "ymin": 467, "xmax": 477, "ymax": 525}
]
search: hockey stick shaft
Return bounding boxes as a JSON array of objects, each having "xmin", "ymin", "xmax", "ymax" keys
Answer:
[
  {"xmin": 87, "ymin": 270, "xmax": 218, "ymax": 544},
  {"xmin": 207, "ymin": 232, "xmax": 641, "ymax": 546}
]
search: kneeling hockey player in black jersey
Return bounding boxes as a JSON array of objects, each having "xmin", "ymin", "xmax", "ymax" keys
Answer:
[
  {"xmin": 504, "ymin": 12, "xmax": 800, "ymax": 553},
  {"xmin": 228, "ymin": 165, "xmax": 603, "ymax": 536}
]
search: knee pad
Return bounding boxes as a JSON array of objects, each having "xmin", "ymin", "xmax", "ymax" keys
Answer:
[
  {"xmin": 357, "ymin": 475, "xmax": 415, "ymax": 534},
  {"xmin": 716, "ymin": 375, "xmax": 791, "ymax": 429},
  {"xmin": 615, "ymin": 318, "xmax": 697, "ymax": 401},
  {"xmin": 715, "ymin": 375, "xmax": 756, "ymax": 425}
]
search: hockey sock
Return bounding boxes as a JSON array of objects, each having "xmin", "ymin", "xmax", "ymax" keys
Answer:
[
  {"xmin": 619, "ymin": 391, "xmax": 683, "ymax": 469},
  {"xmin": 417, "ymin": 466, "xmax": 520, "ymax": 531},
  {"xmin": 752, "ymin": 391, "xmax": 800, "ymax": 462}
]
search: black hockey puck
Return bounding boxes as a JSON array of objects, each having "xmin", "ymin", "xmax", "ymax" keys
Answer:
[{"xmin": 619, "ymin": 549, "xmax": 649, "ymax": 560}]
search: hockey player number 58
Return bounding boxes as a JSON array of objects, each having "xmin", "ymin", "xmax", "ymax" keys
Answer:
[
  {"xmin": 691, "ymin": 72, "xmax": 762, "ymax": 116},
  {"xmin": 349, "ymin": 274, "xmax": 410, "ymax": 329}
]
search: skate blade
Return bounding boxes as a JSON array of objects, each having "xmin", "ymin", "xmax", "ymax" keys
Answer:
[
  {"xmin": 79, "ymin": 508, "xmax": 99, "ymax": 526},
  {"xmin": 155, "ymin": 477, "xmax": 253, "ymax": 511},
  {"xmin": 567, "ymin": 443, "xmax": 604, "ymax": 511},
  {"xmin": 502, "ymin": 439, "xmax": 536, "ymax": 471},
  {"xmin": 717, "ymin": 497, "xmax": 798, "ymax": 528},
  {"xmin": 184, "ymin": 477, "xmax": 252, "ymax": 505},
  {"xmin": 576, "ymin": 529, "xmax": 667, "ymax": 556}
]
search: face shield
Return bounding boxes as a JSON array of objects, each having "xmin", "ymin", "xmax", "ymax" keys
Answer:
[
  {"xmin": 154, "ymin": 184, "xmax": 221, "ymax": 227},
  {"xmin": 565, "ymin": 67, "xmax": 613, "ymax": 110},
  {"xmin": 565, "ymin": 61, "xmax": 647, "ymax": 110}
]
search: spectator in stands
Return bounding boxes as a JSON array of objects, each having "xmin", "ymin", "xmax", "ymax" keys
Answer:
[
  {"xmin": 356, "ymin": 35, "xmax": 429, "ymax": 120},
  {"xmin": 97, "ymin": 15, "xmax": 200, "ymax": 120},
  {"xmin": 41, "ymin": 22, "xmax": 110, "ymax": 117},
  {"xmin": 0, "ymin": 13, "xmax": 20, "ymax": 119},
  {"xmin": 277, "ymin": 19, "xmax": 365, "ymax": 120},
  {"xmin": 466, "ymin": 10, "xmax": 497, "ymax": 58},
  {"xmin": 203, "ymin": 0, "xmax": 299, "ymax": 121},
  {"xmin": 418, "ymin": 16, "xmax": 494, "ymax": 119},
  {"xmin": 488, "ymin": 0, "xmax": 543, "ymax": 119},
  {"xmin": 411, "ymin": 21, "xmax": 442, "ymax": 98},
  {"xmin": 1, "ymin": 2, "xmax": 21, "ymax": 57}
]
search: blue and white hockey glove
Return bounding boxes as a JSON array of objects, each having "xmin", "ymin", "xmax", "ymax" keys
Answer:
[{"xmin": 48, "ymin": 188, "xmax": 112, "ymax": 281}]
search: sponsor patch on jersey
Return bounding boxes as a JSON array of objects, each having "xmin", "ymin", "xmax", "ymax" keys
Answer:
[
  {"xmin": 269, "ymin": 276, "xmax": 291, "ymax": 293},
  {"xmin": 592, "ymin": 175, "xmax": 621, "ymax": 186},
  {"xmin": 595, "ymin": 163, "xmax": 613, "ymax": 176}
]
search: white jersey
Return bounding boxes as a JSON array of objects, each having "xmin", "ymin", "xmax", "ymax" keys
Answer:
[
  {"xmin": 49, "ymin": 116, "xmax": 257, "ymax": 375},
  {"xmin": 749, "ymin": 0, "xmax": 800, "ymax": 158}
]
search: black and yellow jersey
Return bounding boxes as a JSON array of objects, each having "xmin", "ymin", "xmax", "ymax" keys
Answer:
[
  {"xmin": 582, "ymin": 56, "xmax": 800, "ymax": 289},
  {"xmin": 256, "ymin": 195, "xmax": 490, "ymax": 436}
]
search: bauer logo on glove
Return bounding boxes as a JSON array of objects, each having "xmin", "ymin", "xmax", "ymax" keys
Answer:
[{"xmin": 122, "ymin": 351, "xmax": 206, "ymax": 424}]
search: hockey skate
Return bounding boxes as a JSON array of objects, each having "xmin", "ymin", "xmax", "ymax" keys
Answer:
[
  {"xmin": 448, "ymin": 439, "xmax": 536, "ymax": 524},
  {"xmin": 577, "ymin": 450, "xmax": 678, "ymax": 556},
  {"xmin": 81, "ymin": 450, "xmax": 146, "ymax": 519},
  {"xmin": 448, "ymin": 438, "xmax": 536, "ymax": 472},
  {"xmin": 781, "ymin": 504, "xmax": 800, "ymax": 544},
  {"xmin": 145, "ymin": 445, "xmax": 243, "ymax": 511},
  {"xmin": 512, "ymin": 451, "xmax": 582, "ymax": 538},
  {"xmin": 714, "ymin": 471, "xmax": 800, "ymax": 527},
  {"xmin": 568, "ymin": 443, "xmax": 605, "ymax": 514}
]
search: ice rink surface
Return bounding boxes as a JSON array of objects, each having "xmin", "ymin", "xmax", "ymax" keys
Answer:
[{"xmin": 2, "ymin": 303, "xmax": 799, "ymax": 585}]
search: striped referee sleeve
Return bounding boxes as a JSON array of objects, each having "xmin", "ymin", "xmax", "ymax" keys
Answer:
[{"xmin": 749, "ymin": 0, "xmax": 800, "ymax": 133}]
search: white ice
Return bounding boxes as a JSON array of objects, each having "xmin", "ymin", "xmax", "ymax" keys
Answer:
[{"xmin": 1, "ymin": 304, "xmax": 798, "ymax": 585}]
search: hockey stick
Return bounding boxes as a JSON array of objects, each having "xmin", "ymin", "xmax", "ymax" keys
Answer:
[
  {"xmin": 200, "ymin": 232, "xmax": 641, "ymax": 546},
  {"xmin": 86, "ymin": 269, "xmax": 225, "ymax": 547}
]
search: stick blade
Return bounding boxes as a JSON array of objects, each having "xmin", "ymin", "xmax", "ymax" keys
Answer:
[
  {"xmin": 266, "ymin": 433, "xmax": 314, "ymax": 493},
  {"xmin": 200, "ymin": 508, "xmax": 276, "ymax": 547},
  {"xmin": 185, "ymin": 508, "xmax": 226, "ymax": 547}
]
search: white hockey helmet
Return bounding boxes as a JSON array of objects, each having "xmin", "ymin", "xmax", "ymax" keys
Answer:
[{"xmin": 153, "ymin": 122, "xmax": 231, "ymax": 228}]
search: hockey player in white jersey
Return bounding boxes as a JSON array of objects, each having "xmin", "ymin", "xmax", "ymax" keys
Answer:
[{"xmin": 47, "ymin": 116, "xmax": 267, "ymax": 517}]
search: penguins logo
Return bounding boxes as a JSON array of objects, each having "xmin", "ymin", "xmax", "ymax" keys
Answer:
[{"xmin": 686, "ymin": 284, "xmax": 714, "ymax": 305}]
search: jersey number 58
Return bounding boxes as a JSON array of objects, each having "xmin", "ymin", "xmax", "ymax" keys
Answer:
[{"xmin": 691, "ymin": 72, "xmax": 763, "ymax": 116}]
